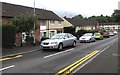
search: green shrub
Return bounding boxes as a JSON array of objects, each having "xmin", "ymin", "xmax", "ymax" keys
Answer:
[
  {"xmin": 77, "ymin": 29, "xmax": 87, "ymax": 37},
  {"xmin": 2, "ymin": 25, "xmax": 16, "ymax": 48},
  {"xmin": 86, "ymin": 30, "xmax": 98, "ymax": 33},
  {"xmin": 41, "ymin": 37, "xmax": 49, "ymax": 41},
  {"xmin": 64, "ymin": 26, "xmax": 76, "ymax": 36},
  {"xmin": 25, "ymin": 35, "xmax": 31, "ymax": 42},
  {"xmin": 98, "ymin": 29, "xmax": 106, "ymax": 35},
  {"xmin": 25, "ymin": 36, "xmax": 34, "ymax": 44},
  {"xmin": 117, "ymin": 29, "xmax": 120, "ymax": 32},
  {"xmin": 76, "ymin": 29, "xmax": 98, "ymax": 39}
]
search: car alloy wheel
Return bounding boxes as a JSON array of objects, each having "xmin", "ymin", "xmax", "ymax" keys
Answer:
[{"xmin": 58, "ymin": 43, "xmax": 63, "ymax": 51}]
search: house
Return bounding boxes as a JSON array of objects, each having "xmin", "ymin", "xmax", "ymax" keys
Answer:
[
  {"xmin": 64, "ymin": 17, "xmax": 99, "ymax": 32},
  {"xmin": 100, "ymin": 23, "xmax": 120, "ymax": 30},
  {"xmin": 41, "ymin": 18, "xmax": 64, "ymax": 38},
  {"xmin": 1, "ymin": 2, "xmax": 63, "ymax": 45}
]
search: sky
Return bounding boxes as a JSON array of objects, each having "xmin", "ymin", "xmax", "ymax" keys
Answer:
[{"xmin": 0, "ymin": 0, "xmax": 120, "ymax": 18}]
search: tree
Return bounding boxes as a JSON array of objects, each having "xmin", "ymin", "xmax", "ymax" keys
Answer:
[
  {"xmin": 12, "ymin": 14, "xmax": 37, "ymax": 46},
  {"xmin": 72, "ymin": 14, "xmax": 84, "ymax": 20},
  {"xmin": 88, "ymin": 14, "xmax": 115, "ymax": 23},
  {"xmin": 112, "ymin": 10, "xmax": 120, "ymax": 23}
]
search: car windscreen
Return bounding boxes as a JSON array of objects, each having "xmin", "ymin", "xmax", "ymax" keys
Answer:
[
  {"xmin": 51, "ymin": 34, "xmax": 65, "ymax": 39},
  {"xmin": 83, "ymin": 33, "xmax": 92, "ymax": 36}
]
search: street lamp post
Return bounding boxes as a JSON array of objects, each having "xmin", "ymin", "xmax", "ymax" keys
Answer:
[{"xmin": 33, "ymin": 0, "xmax": 36, "ymax": 45}]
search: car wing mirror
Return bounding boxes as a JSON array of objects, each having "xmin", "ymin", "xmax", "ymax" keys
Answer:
[{"xmin": 64, "ymin": 37, "xmax": 67, "ymax": 39}]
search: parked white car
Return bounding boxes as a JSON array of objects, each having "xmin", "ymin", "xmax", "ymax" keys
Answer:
[
  {"xmin": 79, "ymin": 33, "xmax": 96, "ymax": 43},
  {"xmin": 109, "ymin": 32, "xmax": 114, "ymax": 36},
  {"xmin": 41, "ymin": 33, "xmax": 77, "ymax": 51},
  {"xmin": 113, "ymin": 31, "xmax": 118, "ymax": 35}
]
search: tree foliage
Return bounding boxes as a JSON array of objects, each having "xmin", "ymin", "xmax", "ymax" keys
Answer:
[
  {"xmin": 72, "ymin": 13, "xmax": 117, "ymax": 23},
  {"xmin": 72, "ymin": 14, "xmax": 84, "ymax": 20},
  {"xmin": 87, "ymin": 15, "xmax": 115, "ymax": 23},
  {"xmin": 64, "ymin": 26, "xmax": 76, "ymax": 35},
  {"xmin": 12, "ymin": 14, "xmax": 37, "ymax": 46},
  {"xmin": 112, "ymin": 10, "xmax": 120, "ymax": 23},
  {"xmin": 12, "ymin": 14, "xmax": 37, "ymax": 33}
]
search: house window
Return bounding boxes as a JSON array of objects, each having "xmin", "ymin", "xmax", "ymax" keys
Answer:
[
  {"xmin": 107, "ymin": 27, "xmax": 110, "ymax": 29},
  {"xmin": 58, "ymin": 21, "xmax": 62, "ymax": 24},
  {"xmin": 41, "ymin": 32, "xmax": 46, "ymax": 37},
  {"xmin": 57, "ymin": 30, "xmax": 62, "ymax": 33},
  {"xmin": 50, "ymin": 31, "xmax": 55, "ymax": 38},
  {"xmin": 40, "ymin": 21, "xmax": 47, "ymax": 26},
  {"xmin": 50, "ymin": 20, "xmax": 55, "ymax": 24},
  {"xmin": 43, "ymin": 32, "xmax": 46, "ymax": 37},
  {"xmin": 113, "ymin": 27, "xmax": 115, "ymax": 29}
]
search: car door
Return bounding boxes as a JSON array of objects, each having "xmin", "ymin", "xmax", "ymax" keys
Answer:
[
  {"xmin": 67, "ymin": 34, "xmax": 74, "ymax": 46},
  {"xmin": 91, "ymin": 33, "xmax": 95, "ymax": 41},
  {"xmin": 63, "ymin": 34, "xmax": 70, "ymax": 47}
]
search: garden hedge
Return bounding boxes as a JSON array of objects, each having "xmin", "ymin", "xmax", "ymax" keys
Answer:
[
  {"xmin": 2, "ymin": 25, "xmax": 16, "ymax": 48},
  {"xmin": 64, "ymin": 26, "xmax": 76, "ymax": 35}
]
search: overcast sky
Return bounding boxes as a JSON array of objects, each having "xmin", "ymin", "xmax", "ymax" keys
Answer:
[{"xmin": 1, "ymin": 0, "xmax": 120, "ymax": 17}]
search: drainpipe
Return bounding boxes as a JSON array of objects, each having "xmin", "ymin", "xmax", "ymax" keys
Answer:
[{"xmin": 48, "ymin": 20, "xmax": 50, "ymax": 38}]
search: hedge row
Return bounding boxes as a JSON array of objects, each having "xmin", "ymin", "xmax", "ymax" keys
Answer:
[
  {"xmin": 64, "ymin": 26, "xmax": 76, "ymax": 36},
  {"xmin": 2, "ymin": 25, "xmax": 16, "ymax": 48}
]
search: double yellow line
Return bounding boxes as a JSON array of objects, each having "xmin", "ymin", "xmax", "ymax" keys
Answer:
[
  {"xmin": 55, "ymin": 50, "xmax": 99, "ymax": 75},
  {"xmin": 0, "ymin": 55, "xmax": 23, "ymax": 62}
]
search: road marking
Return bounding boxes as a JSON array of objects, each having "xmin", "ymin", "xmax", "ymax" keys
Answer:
[
  {"xmin": 55, "ymin": 50, "xmax": 99, "ymax": 75},
  {"xmin": 1, "ymin": 49, "xmax": 40, "ymax": 58},
  {"xmin": 0, "ymin": 65, "xmax": 15, "ymax": 71},
  {"xmin": 73, "ymin": 42, "xmax": 115, "ymax": 73},
  {"xmin": 44, "ymin": 48, "xmax": 74, "ymax": 58},
  {"xmin": 0, "ymin": 55, "xmax": 23, "ymax": 62},
  {"xmin": 0, "ymin": 58, "xmax": 12, "ymax": 61}
]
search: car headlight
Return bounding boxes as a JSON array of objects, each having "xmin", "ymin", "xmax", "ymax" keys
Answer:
[
  {"xmin": 51, "ymin": 42, "xmax": 57, "ymax": 44},
  {"xmin": 86, "ymin": 38, "xmax": 90, "ymax": 40}
]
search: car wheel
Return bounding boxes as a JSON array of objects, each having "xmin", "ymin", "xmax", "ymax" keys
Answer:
[
  {"xmin": 101, "ymin": 37, "xmax": 103, "ymax": 40},
  {"xmin": 72, "ymin": 41, "xmax": 76, "ymax": 47},
  {"xmin": 88, "ymin": 39, "xmax": 91, "ymax": 43},
  {"xmin": 58, "ymin": 43, "xmax": 63, "ymax": 51},
  {"xmin": 93, "ymin": 39, "xmax": 96, "ymax": 42}
]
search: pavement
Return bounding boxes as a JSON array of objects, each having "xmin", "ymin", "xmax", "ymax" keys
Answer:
[{"xmin": 2, "ymin": 45, "xmax": 40, "ymax": 58}]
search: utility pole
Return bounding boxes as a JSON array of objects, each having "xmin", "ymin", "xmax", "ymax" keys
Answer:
[{"xmin": 33, "ymin": 0, "xmax": 36, "ymax": 45}]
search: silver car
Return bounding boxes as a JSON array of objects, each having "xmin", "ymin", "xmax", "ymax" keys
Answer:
[
  {"xmin": 41, "ymin": 33, "xmax": 77, "ymax": 51},
  {"xmin": 79, "ymin": 33, "xmax": 96, "ymax": 43}
]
